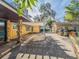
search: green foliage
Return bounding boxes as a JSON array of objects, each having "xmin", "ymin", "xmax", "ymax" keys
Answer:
[
  {"xmin": 39, "ymin": 3, "xmax": 56, "ymax": 22},
  {"xmin": 13, "ymin": 0, "xmax": 37, "ymax": 16},
  {"xmin": 13, "ymin": 0, "xmax": 19, "ymax": 3},
  {"xmin": 47, "ymin": 19, "xmax": 53, "ymax": 25},
  {"xmin": 65, "ymin": 13, "xmax": 74, "ymax": 21},
  {"xmin": 47, "ymin": 19, "xmax": 55, "ymax": 27},
  {"xmin": 65, "ymin": 0, "xmax": 79, "ymax": 22},
  {"xmin": 46, "ymin": 19, "xmax": 55, "ymax": 31}
]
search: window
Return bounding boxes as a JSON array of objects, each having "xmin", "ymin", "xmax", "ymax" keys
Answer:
[{"xmin": 0, "ymin": 21, "xmax": 5, "ymax": 41}]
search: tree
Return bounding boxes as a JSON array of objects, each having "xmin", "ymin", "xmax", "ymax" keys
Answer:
[
  {"xmin": 39, "ymin": 3, "xmax": 56, "ymax": 34},
  {"xmin": 65, "ymin": 0, "xmax": 79, "ymax": 22},
  {"xmin": 39, "ymin": 3, "xmax": 56, "ymax": 21},
  {"xmin": 47, "ymin": 19, "xmax": 55, "ymax": 32},
  {"xmin": 13, "ymin": 0, "xmax": 37, "ymax": 42},
  {"xmin": 33, "ymin": 16, "xmax": 40, "ymax": 22}
]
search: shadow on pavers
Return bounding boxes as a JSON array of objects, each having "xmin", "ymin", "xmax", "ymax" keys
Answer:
[{"xmin": 4, "ymin": 36, "xmax": 76, "ymax": 59}]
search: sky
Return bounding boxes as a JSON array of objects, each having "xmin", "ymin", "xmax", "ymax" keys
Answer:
[
  {"xmin": 28, "ymin": 0, "xmax": 71, "ymax": 22},
  {"xmin": 4, "ymin": 0, "xmax": 71, "ymax": 22}
]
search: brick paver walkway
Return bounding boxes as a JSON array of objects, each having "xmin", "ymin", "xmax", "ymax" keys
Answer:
[
  {"xmin": 1, "ymin": 33, "xmax": 76, "ymax": 59},
  {"xmin": 0, "ymin": 34, "xmax": 36, "ymax": 58}
]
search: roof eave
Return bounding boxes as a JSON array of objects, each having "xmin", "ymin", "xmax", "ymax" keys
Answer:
[{"xmin": 0, "ymin": 0, "xmax": 31, "ymax": 22}]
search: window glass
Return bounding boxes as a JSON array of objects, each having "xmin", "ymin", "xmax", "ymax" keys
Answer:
[{"xmin": 0, "ymin": 21, "xmax": 5, "ymax": 41}]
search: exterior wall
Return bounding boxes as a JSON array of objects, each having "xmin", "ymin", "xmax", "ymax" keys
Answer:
[
  {"xmin": 7, "ymin": 20, "xmax": 17, "ymax": 41},
  {"xmin": 7, "ymin": 20, "xmax": 31, "ymax": 41},
  {"xmin": 33, "ymin": 25, "xmax": 40, "ymax": 33},
  {"xmin": 52, "ymin": 23, "xmax": 58, "ymax": 33},
  {"xmin": 25, "ymin": 25, "xmax": 32, "ymax": 33},
  {"xmin": 7, "ymin": 20, "xmax": 40, "ymax": 41},
  {"xmin": 21, "ymin": 24, "xmax": 28, "ymax": 35}
]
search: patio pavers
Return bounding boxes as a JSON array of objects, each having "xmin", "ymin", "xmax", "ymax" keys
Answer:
[{"xmin": 1, "ymin": 33, "xmax": 76, "ymax": 59}]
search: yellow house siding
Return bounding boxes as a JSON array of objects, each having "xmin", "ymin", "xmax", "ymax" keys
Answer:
[
  {"xmin": 7, "ymin": 21, "xmax": 32, "ymax": 41},
  {"xmin": 7, "ymin": 21, "xmax": 41, "ymax": 41},
  {"xmin": 26, "ymin": 25, "xmax": 32, "ymax": 33},
  {"xmin": 7, "ymin": 20, "xmax": 17, "ymax": 41},
  {"xmin": 33, "ymin": 25, "xmax": 40, "ymax": 33},
  {"xmin": 21, "ymin": 24, "xmax": 27, "ymax": 35}
]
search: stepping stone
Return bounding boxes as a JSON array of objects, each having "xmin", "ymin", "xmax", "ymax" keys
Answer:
[
  {"xmin": 37, "ymin": 55, "xmax": 42, "ymax": 59},
  {"xmin": 16, "ymin": 53, "xmax": 23, "ymax": 59},
  {"xmin": 21, "ymin": 54, "xmax": 29, "ymax": 59},
  {"xmin": 44, "ymin": 55, "xmax": 49, "ymax": 59},
  {"xmin": 51, "ymin": 57, "xmax": 64, "ymax": 59},
  {"xmin": 58, "ymin": 58, "xmax": 64, "ymax": 59},
  {"xmin": 2, "ymin": 52, "xmax": 11, "ymax": 59},
  {"xmin": 50, "ymin": 56, "xmax": 56, "ymax": 59},
  {"xmin": 29, "ymin": 54, "xmax": 35, "ymax": 59}
]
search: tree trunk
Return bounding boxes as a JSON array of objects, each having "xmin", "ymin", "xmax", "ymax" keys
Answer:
[
  {"xmin": 50, "ymin": 27, "xmax": 52, "ymax": 32},
  {"xmin": 43, "ymin": 24, "xmax": 46, "ymax": 40},
  {"xmin": 43, "ymin": 25, "xmax": 45, "ymax": 33},
  {"xmin": 17, "ymin": 16, "xmax": 22, "ymax": 43}
]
